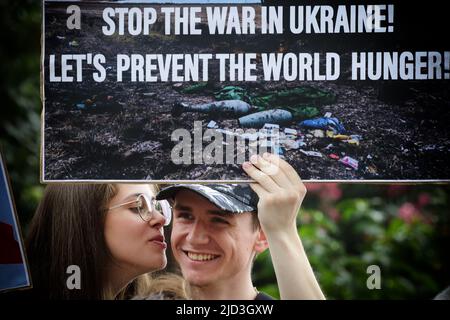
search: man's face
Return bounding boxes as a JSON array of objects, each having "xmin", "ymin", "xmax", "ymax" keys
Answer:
[{"xmin": 170, "ymin": 190, "xmax": 261, "ymax": 287}]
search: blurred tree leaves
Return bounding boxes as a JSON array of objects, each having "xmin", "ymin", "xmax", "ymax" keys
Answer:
[
  {"xmin": 254, "ymin": 185, "xmax": 450, "ymax": 299},
  {"xmin": 0, "ymin": 0, "xmax": 43, "ymax": 226}
]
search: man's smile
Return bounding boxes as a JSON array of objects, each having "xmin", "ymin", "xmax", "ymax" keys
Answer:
[{"xmin": 184, "ymin": 250, "xmax": 221, "ymax": 262}]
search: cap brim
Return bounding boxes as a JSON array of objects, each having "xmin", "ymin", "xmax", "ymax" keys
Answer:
[{"xmin": 156, "ymin": 185, "xmax": 255, "ymax": 213}]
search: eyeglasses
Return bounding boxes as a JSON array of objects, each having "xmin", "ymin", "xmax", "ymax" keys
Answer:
[{"xmin": 108, "ymin": 194, "xmax": 172, "ymax": 226}]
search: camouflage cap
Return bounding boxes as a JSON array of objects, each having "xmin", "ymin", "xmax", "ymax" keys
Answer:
[{"xmin": 156, "ymin": 184, "xmax": 259, "ymax": 213}]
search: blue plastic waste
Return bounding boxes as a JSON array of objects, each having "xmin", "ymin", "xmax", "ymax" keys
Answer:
[{"xmin": 299, "ymin": 117, "xmax": 346, "ymax": 134}]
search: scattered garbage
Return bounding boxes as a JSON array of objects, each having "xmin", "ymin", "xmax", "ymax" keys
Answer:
[
  {"xmin": 74, "ymin": 94, "xmax": 122, "ymax": 113},
  {"xmin": 346, "ymin": 135, "xmax": 362, "ymax": 146},
  {"xmin": 339, "ymin": 156, "xmax": 359, "ymax": 170},
  {"xmin": 56, "ymin": 35, "xmax": 65, "ymax": 40},
  {"xmin": 215, "ymin": 86, "xmax": 334, "ymax": 114},
  {"xmin": 69, "ymin": 40, "xmax": 79, "ymax": 47},
  {"xmin": 300, "ymin": 150, "xmax": 323, "ymax": 158},
  {"xmin": 299, "ymin": 117, "xmax": 346, "ymax": 134},
  {"xmin": 166, "ymin": 83, "xmax": 367, "ymax": 175},
  {"xmin": 282, "ymin": 106, "xmax": 320, "ymax": 120},
  {"xmin": 346, "ymin": 138, "xmax": 360, "ymax": 146},
  {"xmin": 274, "ymin": 146, "xmax": 285, "ymax": 158},
  {"xmin": 263, "ymin": 123, "xmax": 280, "ymax": 130},
  {"xmin": 240, "ymin": 132, "xmax": 259, "ymax": 141},
  {"xmin": 252, "ymin": 86, "xmax": 336, "ymax": 109},
  {"xmin": 327, "ymin": 132, "xmax": 349, "ymax": 140},
  {"xmin": 239, "ymin": 109, "xmax": 293, "ymax": 128},
  {"xmin": 284, "ymin": 128, "xmax": 298, "ymax": 136},
  {"xmin": 350, "ymin": 135, "xmax": 362, "ymax": 141},
  {"xmin": 366, "ymin": 165, "xmax": 378, "ymax": 174},
  {"xmin": 172, "ymin": 100, "xmax": 253, "ymax": 117},
  {"xmin": 329, "ymin": 153, "xmax": 340, "ymax": 160},
  {"xmin": 215, "ymin": 86, "xmax": 252, "ymax": 102},
  {"xmin": 215, "ymin": 129, "xmax": 236, "ymax": 137},
  {"xmin": 282, "ymin": 139, "xmax": 304, "ymax": 150},
  {"xmin": 142, "ymin": 92, "xmax": 156, "ymax": 98},
  {"xmin": 311, "ymin": 129, "xmax": 325, "ymax": 138},
  {"xmin": 326, "ymin": 131, "xmax": 361, "ymax": 146},
  {"xmin": 259, "ymin": 139, "xmax": 275, "ymax": 148},
  {"xmin": 207, "ymin": 120, "xmax": 218, "ymax": 129}
]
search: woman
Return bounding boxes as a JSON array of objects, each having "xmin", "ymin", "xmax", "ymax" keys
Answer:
[{"xmin": 26, "ymin": 183, "xmax": 187, "ymax": 299}]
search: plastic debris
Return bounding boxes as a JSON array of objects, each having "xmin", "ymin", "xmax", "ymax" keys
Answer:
[
  {"xmin": 324, "ymin": 112, "xmax": 332, "ymax": 118},
  {"xmin": 300, "ymin": 150, "xmax": 323, "ymax": 158},
  {"xmin": 282, "ymin": 139, "xmax": 302, "ymax": 150},
  {"xmin": 312, "ymin": 129, "xmax": 325, "ymax": 138},
  {"xmin": 56, "ymin": 35, "xmax": 66, "ymax": 40},
  {"xmin": 326, "ymin": 132, "xmax": 361, "ymax": 146},
  {"xmin": 207, "ymin": 120, "xmax": 218, "ymax": 129},
  {"xmin": 263, "ymin": 123, "xmax": 280, "ymax": 130},
  {"xmin": 367, "ymin": 165, "xmax": 378, "ymax": 174},
  {"xmin": 274, "ymin": 146, "xmax": 285, "ymax": 158},
  {"xmin": 259, "ymin": 140, "xmax": 276, "ymax": 148},
  {"xmin": 74, "ymin": 94, "xmax": 122, "ymax": 113},
  {"xmin": 329, "ymin": 153, "xmax": 340, "ymax": 160},
  {"xmin": 252, "ymin": 86, "xmax": 335, "ymax": 109},
  {"xmin": 339, "ymin": 156, "xmax": 359, "ymax": 170},
  {"xmin": 284, "ymin": 128, "xmax": 298, "ymax": 136},
  {"xmin": 215, "ymin": 86, "xmax": 252, "ymax": 102},
  {"xmin": 299, "ymin": 117, "xmax": 346, "ymax": 134},
  {"xmin": 216, "ymin": 86, "xmax": 334, "ymax": 115},
  {"xmin": 172, "ymin": 100, "xmax": 253, "ymax": 116},
  {"xmin": 283, "ymin": 106, "xmax": 320, "ymax": 120},
  {"xmin": 346, "ymin": 135, "xmax": 362, "ymax": 146},
  {"xmin": 330, "ymin": 134, "xmax": 350, "ymax": 140},
  {"xmin": 69, "ymin": 40, "xmax": 79, "ymax": 47},
  {"xmin": 240, "ymin": 132, "xmax": 259, "ymax": 141},
  {"xmin": 346, "ymin": 139, "xmax": 360, "ymax": 146},
  {"xmin": 215, "ymin": 129, "xmax": 236, "ymax": 136},
  {"xmin": 239, "ymin": 109, "xmax": 293, "ymax": 128}
]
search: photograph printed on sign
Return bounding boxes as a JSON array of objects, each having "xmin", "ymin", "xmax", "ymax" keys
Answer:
[{"xmin": 42, "ymin": 0, "xmax": 450, "ymax": 182}]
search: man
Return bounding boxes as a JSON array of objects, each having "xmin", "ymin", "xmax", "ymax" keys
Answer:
[{"xmin": 156, "ymin": 153, "xmax": 325, "ymax": 300}]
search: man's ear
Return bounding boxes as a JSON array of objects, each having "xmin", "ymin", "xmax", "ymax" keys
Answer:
[{"xmin": 254, "ymin": 229, "xmax": 269, "ymax": 254}]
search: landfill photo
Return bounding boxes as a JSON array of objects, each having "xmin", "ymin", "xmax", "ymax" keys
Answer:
[{"xmin": 42, "ymin": 1, "xmax": 450, "ymax": 181}]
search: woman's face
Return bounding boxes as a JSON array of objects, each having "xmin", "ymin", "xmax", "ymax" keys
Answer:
[{"xmin": 104, "ymin": 184, "xmax": 167, "ymax": 279}]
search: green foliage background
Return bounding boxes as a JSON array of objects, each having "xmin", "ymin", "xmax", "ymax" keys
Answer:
[
  {"xmin": 254, "ymin": 184, "xmax": 450, "ymax": 299},
  {"xmin": 1, "ymin": 1, "xmax": 449, "ymax": 299}
]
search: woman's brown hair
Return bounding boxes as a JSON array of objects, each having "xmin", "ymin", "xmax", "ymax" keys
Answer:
[{"xmin": 25, "ymin": 183, "xmax": 187, "ymax": 299}]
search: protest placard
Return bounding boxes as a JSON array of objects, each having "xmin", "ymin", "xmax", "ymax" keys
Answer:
[
  {"xmin": 42, "ymin": 0, "xmax": 450, "ymax": 182},
  {"xmin": 0, "ymin": 151, "xmax": 31, "ymax": 292}
]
